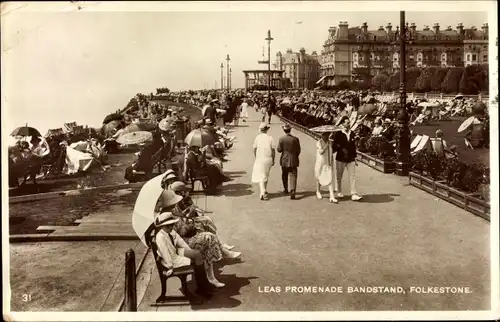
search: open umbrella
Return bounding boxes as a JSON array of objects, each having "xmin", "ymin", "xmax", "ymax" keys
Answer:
[
  {"xmin": 132, "ymin": 173, "xmax": 167, "ymax": 245},
  {"xmin": 121, "ymin": 122, "xmax": 156, "ymax": 135},
  {"xmin": 101, "ymin": 120, "xmax": 122, "ymax": 137},
  {"xmin": 11, "ymin": 126, "xmax": 41, "ymax": 138},
  {"xmin": 358, "ymin": 104, "xmax": 377, "ymax": 115},
  {"xmin": 457, "ymin": 116, "xmax": 477, "ymax": 133},
  {"xmin": 418, "ymin": 102, "xmax": 440, "ymax": 108},
  {"xmin": 116, "ymin": 131, "xmax": 153, "ymax": 145},
  {"xmin": 184, "ymin": 129, "xmax": 217, "ymax": 147},
  {"xmin": 102, "ymin": 113, "xmax": 123, "ymax": 124}
]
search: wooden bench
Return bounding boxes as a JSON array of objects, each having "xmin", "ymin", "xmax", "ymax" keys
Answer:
[{"xmin": 144, "ymin": 225, "xmax": 200, "ymax": 305}]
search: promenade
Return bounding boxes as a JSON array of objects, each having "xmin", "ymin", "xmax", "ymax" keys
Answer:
[{"xmin": 138, "ymin": 108, "xmax": 490, "ymax": 311}]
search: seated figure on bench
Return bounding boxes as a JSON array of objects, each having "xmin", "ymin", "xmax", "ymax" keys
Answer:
[
  {"xmin": 158, "ymin": 190, "xmax": 239, "ymax": 289},
  {"xmin": 169, "ymin": 181, "xmax": 240, "ymax": 257},
  {"xmin": 153, "ymin": 209, "xmax": 216, "ymax": 298},
  {"xmin": 185, "ymin": 145, "xmax": 230, "ymax": 195}
]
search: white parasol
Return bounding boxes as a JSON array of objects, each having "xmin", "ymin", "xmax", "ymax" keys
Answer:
[
  {"xmin": 158, "ymin": 117, "xmax": 174, "ymax": 131},
  {"xmin": 117, "ymin": 131, "xmax": 153, "ymax": 145},
  {"xmin": 132, "ymin": 173, "xmax": 167, "ymax": 245},
  {"xmin": 457, "ymin": 116, "xmax": 476, "ymax": 133},
  {"xmin": 418, "ymin": 102, "xmax": 440, "ymax": 108},
  {"xmin": 309, "ymin": 125, "xmax": 342, "ymax": 133}
]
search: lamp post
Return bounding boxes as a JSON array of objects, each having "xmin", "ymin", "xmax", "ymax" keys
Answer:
[
  {"xmin": 229, "ymin": 68, "xmax": 232, "ymax": 90},
  {"xmin": 265, "ymin": 30, "xmax": 274, "ymax": 98},
  {"xmin": 226, "ymin": 54, "xmax": 231, "ymax": 91},
  {"xmin": 395, "ymin": 10, "xmax": 411, "ymax": 176},
  {"xmin": 220, "ymin": 63, "xmax": 224, "ymax": 90}
]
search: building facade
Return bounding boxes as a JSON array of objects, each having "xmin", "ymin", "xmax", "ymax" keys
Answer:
[
  {"xmin": 319, "ymin": 21, "xmax": 489, "ymax": 86},
  {"xmin": 275, "ymin": 48, "xmax": 321, "ymax": 89}
]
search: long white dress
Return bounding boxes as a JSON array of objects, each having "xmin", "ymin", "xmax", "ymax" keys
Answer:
[
  {"xmin": 240, "ymin": 102, "xmax": 249, "ymax": 118},
  {"xmin": 314, "ymin": 139, "xmax": 334, "ymax": 187},
  {"xmin": 251, "ymin": 133, "xmax": 274, "ymax": 183}
]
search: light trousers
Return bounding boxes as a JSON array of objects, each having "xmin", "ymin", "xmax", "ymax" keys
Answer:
[{"xmin": 336, "ymin": 161, "xmax": 357, "ymax": 195}]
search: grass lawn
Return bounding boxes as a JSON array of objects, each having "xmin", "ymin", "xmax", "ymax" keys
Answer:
[{"xmin": 411, "ymin": 117, "xmax": 489, "ymax": 166}]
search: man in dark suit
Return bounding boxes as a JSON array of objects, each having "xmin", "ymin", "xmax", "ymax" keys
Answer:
[
  {"xmin": 203, "ymin": 99, "xmax": 218, "ymax": 125},
  {"xmin": 277, "ymin": 123, "xmax": 301, "ymax": 199}
]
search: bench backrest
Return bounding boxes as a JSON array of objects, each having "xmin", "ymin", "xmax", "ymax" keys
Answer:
[
  {"xmin": 410, "ymin": 135, "xmax": 423, "ymax": 150},
  {"xmin": 145, "ymin": 225, "xmax": 168, "ymax": 274},
  {"xmin": 430, "ymin": 138, "xmax": 445, "ymax": 157}
]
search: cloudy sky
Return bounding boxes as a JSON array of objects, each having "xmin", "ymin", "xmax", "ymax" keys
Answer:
[{"xmin": 1, "ymin": 1, "xmax": 495, "ymax": 134}]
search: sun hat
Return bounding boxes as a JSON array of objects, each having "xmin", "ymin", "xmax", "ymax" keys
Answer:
[
  {"xmin": 169, "ymin": 181, "xmax": 189, "ymax": 193},
  {"xmin": 259, "ymin": 122, "xmax": 270, "ymax": 131},
  {"xmin": 164, "ymin": 169, "xmax": 175, "ymax": 176},
  {"xmin": 165, "ymin": 172, "xmax": 177, "ymax": 181},
  {"xmin": 157, "ymin": 189, "xmax": 183, "ymax": 209},
  {"xmin": 282, "ymin": 123, "xmax": 292, "ymax": 131},
  {"xmin": 154, "ymin": 211, "xmax": 179, "ymax": 227}
]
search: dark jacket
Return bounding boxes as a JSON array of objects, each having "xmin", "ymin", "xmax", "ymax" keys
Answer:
[
  {"xmin": 277, "ymin": 134, "xmax": 301, "ymax": 168},
  {"xmin": 333, "ymin": 130, "xmax": 357, "ymax": 163},
  {"xmin": 204, "ymin": 105, "xmax": 217, "ymax": 124}
]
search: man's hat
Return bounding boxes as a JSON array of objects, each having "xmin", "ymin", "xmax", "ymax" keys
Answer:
[
  {"xmin": 154, "ymin": 211, "xmax": 179, "ymax": 227},
  {"xmin": 282, "ymin": 123, "xmax": 292, "ymax": 131}
]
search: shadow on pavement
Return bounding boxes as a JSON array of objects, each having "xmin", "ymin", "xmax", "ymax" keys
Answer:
[
  {"xmin": 189, "ymin": 259, "xmax": 258, "ymax": 310},
  {"xmin": 358, "ymin": 193, "xmax": 400, "ymax": 203},
  {"xmin": 220, "ymin": 183, "xmax": 253, "ymax": 197}
]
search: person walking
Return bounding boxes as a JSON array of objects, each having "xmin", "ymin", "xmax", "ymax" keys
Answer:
[
  {"xmin": 240, "ymin": 98, "xmax": 249, "ymax": 122},
  {"xmin": 266, "ymin": 95, "xmax": 277, "ymax": 124},
  {"xmin": 331, "ymin": 116, "xmax": 362, "ymax": 201},
  {"xmin": 251, "ymin": 123, "xmax": 275, "ymax": 200},
  {"xmin": 277, "ymin": 123, "xmax": 301, "ymax": 200},
  {"xmin": 314, "ymin": 132, "xmax": 338, "ymax": 203}
]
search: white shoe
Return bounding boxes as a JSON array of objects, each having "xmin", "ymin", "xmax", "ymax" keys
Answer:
[
  {"xmin": 316, "ymin": 191, "xmax": 323, "ymax": 199},
  {"xmin": 225, "ymin": 251, "xmax": 242, "ymax": 259},
  {"xmin": 351, "ymin": 194, "xmax": 363, "ymax": 201},
  {"xmin": 209, "ymin": 280, "xmax": 226, "ymax": 288},
  {"xmin": 329, "ymin": 197, "xmax": 338, "ymax": 204},
  {"xmin": 223, "ymin": 244, "xmax": 235, "ymax": 250},
  {"xmin": 205, "ymin": 264, "xmax": 225, "ymax": 288},
  {"xmin": 337, "ymin": 192, "xmax": 344, "ymax": 198}
]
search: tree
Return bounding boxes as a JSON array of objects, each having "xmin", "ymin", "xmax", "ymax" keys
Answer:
[
  {"xmin": 384, "ymin": 72, "xmax": 400, "ymax": 92},
  {"xmin": 372, "ymin": 73, "xmax": 389, "ymax": 91},
  {"xmin": 441, "ymin": 68, "xmax": 464, "ymax": 93},
  {"xmin": 156, "ymin": 87, "xmax": 170, "ymax": 94},
  {"xmin": 415, "ymin": 67, "xmax": 436, "ymax": 93},
  {"xmin": 430, "ymin": 67, "xmax": 449, "ymax": 92}
]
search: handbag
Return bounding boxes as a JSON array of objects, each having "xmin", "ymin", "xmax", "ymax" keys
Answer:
[{"xmin": 318, "ymin": 164, "xmax": 333, "ymax": 186}]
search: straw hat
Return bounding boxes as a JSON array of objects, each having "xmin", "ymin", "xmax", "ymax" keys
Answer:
[
  {"xmin": 154, "ymin": 211, "xmax": 179, "ymax": 227},
  {"xmin": 282, "ymin": 123, "xmax": 292, "ymax": 131},
  {"xmin": 169, "ymin": 181, "xmax": 189, "ymax": 193},
  {"xmin": 164, "ymin": 169, "xmax": 175, "ymax": 176},
  {"xmin": 259, "ymin": 123, "xmax": 270, "ymax": 131}
]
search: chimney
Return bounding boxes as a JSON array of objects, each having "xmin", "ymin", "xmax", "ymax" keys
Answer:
[
  {"xmin": 362, "ymin": 22, "xmax": 368, "ymax": 33},
  {"xmin": 311, "ymin": 51, "xmax": 317, "ymax": 56},
  {"xmin": 482, "ymin": 23, "xmax": 488, "ymax": 39},
  {"xmin": 470, "ymin": 26, "xmax": 477, "ymax": 31},
  {"xmin": 385, "ymin": 22, "xmax": 392, "ymax": 34},
  {"xmin": 410, "ymin": 22, "xmax": 416, "ymax": 33},
  {"xmin": 433, "ymin": 23, "xmax": 440, "ymax": 36},
  {"xmin": 378, "ymin": 26, "xmax": 384, "ymax": 31},
  {"xmin": 299, "ymin": 47, "xmax": 306, "ymax": 55},
  {"xmin": 286, "ymin": 48, "xmax": 293, "ymax": 54},
  {"xmin": 423, "ymin": 25, "xmax": 430, "ymax": 31},
  {"xmin": 337, "ymin": 21, "xmax": 349, "ymax": 40},
  {"xmin": 446, "ymin": 26, "xmax": 452, "ymax": 31},
  {"xmin": 456, "ymin": 23, "xmax": 464, "ymax": 34}
]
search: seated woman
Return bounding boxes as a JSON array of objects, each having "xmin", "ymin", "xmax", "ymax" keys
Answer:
[
  {"xmin": 153, "ymin": 210, "xmax": 216, "ymax": 298},
  {"xmin": 158, "ymin": 189, "xmax": 236, "ymax": 288},
  {"xmin": 160, "ymin": 169, "xmax": 178, "ymax": 189},
  {"xmin": 184, "ymin": 145, "xmax": 229, "ymax": 194},
  {"xmin": 169, "ymin": 181, "xmax": 239, "ymax": 254}
]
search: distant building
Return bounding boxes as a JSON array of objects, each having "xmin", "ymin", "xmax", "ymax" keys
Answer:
[
  {"xmin": 319, "ymin": 21, "xmax": 489, "ymax": 86},
  {"xmin": 275, "ymin": 48, "xmax": 321, "ymax": 89}
]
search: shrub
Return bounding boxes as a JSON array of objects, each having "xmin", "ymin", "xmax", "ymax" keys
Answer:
[
  {"xmin": 431, "ymin": 67, "xmax": 449, "ymax": 91},
  {"xmin": 415, "ymin": 67, "xmax": 436, "ymax": 93},
  {"xmin": 441, "ymin": 67, "xmax": 464, "ymax": 93},
  {"xmin": 405, "ymin": 67, "xmax": 422, "ymax": 92},
  {"xmin": 372, "ymin": 73, "xmax": 389, "ymax": 91}
]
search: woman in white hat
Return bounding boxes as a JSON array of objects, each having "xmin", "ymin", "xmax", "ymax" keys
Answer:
[
  {"xmin": 251, "ymin": 123, "xmax": 275, "ymax": 200},
  {"xmin": 158, "ymin": 189, "xmax": 234, "ymax": 288},
  {"xmin": 160, "ymin": 169, "xmax": 178, "ymax": 190},
  {"xmin": 153, "ymin": 209, "xmax": 216, "ymax": 297}
]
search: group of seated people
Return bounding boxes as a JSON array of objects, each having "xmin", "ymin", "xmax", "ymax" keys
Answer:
[{"xmin": 152, "ymin": 169, "xmax": 241, "ymax": 299}]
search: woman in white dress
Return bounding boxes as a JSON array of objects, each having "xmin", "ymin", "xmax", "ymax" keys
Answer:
[
  {"xmin": 314, "ymin": 132, "xmax": 338, "ymax": 203},
  {"xmin": 240, "ymin": 99, "xmax": 249, "ymax": 122},
  {"xmin": 251, "ymin": 123, "xmax": 275, "ymax": 200}
]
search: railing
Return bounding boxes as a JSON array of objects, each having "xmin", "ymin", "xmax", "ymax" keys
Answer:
[{"xmin": 378, "ymin": 92, "xmax": 489, "ymax": 101}]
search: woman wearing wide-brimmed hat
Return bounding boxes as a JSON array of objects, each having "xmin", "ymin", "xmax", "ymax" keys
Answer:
[{"xmin": 251, "ymin": 122, "xmax": 275, "ymax": 200}]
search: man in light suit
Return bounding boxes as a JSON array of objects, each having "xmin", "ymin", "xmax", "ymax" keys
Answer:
[{"xmin": 277, "ymin": 123, "xmax": 301, "ymax": 199}]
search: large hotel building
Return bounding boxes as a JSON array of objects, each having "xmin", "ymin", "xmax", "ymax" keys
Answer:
[{"xmin": 319, "ymin": 21, "xmax": 489, "ymax": 86}]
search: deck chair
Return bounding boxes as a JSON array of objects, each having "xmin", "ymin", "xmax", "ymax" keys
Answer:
[
  {"xmin": 470, "ymin": 123, "xmax": 485, "ymax": 148},
  {"xmin": 411, "ymin": 135, "xmax": 430, "ymax": 156},
  {"xmin": 430, "ymin": 138, "xmax": 457, "ymax": 159},
  {"xmin": 410, "ymin": 135, "xmax": 423, "ymax": 151}
]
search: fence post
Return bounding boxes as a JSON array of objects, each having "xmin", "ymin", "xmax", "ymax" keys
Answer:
[
  {"xmin": 478, "ymin": 93, "xmax": 482, "ymax": 101},
  {"xmin": 124, "ymin": 249, "xmax": 137, "ymax": 312}
]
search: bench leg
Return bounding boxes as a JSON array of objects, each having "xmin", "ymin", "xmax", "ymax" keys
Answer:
[{"xmin": 156, "ymin": 275, "xmax": 168, "ymax": 303}]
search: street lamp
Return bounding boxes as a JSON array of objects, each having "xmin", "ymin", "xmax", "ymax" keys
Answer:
[
  {"xmin": 394, "ymin": 10, "xmax": 411, "ymax": 176},
  {"xmin": 265, "ymin": 30, "xmax": 274, "ymax": 98},
  {"xmin": 220, "ymin": 63, "xmax": 224, "ymax": 90},
  {"xmin": 229, "ymin": 68, "xmax": 232, "ymax": 90},
  {"xmin": 226, "ymin": 54, "xmax": 231, "ymax": 91}
]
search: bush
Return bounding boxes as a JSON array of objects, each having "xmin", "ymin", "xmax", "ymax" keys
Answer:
[
  {"xmin": 384, "ymin": 72, "xmax": 400, "ymax": 91},
  {"xmin": 372, "ymin": 73, "xmax": 389, "ymax": 91},
  {"xmin": 441, "ymin": 67, "xmax": 464, "ymax": 93},
  {"xmin": 405, "ymin": 67, "xmax": 422, "ymax": 92},
  {"xmin": 431, "ymin": 67, "xmax": 449, "ymax": 91},
  {"xmin": 415, "ymin": 67, "xmax": 436, "ymax": 93},
  {"xmin": 364, "ymin": 136, "xmax": 396, "ymax": 160}
]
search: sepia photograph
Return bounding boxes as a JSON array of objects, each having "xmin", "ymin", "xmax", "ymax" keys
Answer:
[{"xmin": 2, "ymin": 1, "xmax": 498, "ymax": 321}]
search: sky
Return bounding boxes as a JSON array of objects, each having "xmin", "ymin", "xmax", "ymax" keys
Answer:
[{"xmin": 1, "ymin": 1, "xmax": 495, "ymax": 135}]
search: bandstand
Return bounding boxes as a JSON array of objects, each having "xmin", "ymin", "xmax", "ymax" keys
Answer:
[{"xmin": 243, "ymin": 69, "xmax": 285, "ymax": 90}]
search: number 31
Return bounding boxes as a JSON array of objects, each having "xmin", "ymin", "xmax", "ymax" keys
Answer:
[{"xmin": 22, "ymin": 294, "xmax": 32, "ymax": 302}]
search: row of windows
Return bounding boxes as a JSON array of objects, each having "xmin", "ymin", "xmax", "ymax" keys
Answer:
[{"xmin": 351, "ymin": 52, "xmax": 487, "ymax": 62}]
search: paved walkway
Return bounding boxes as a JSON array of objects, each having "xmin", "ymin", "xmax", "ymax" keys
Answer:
[{"xmin": 138, "ymin": 109, "xmax": 490, "ymax": 311}]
